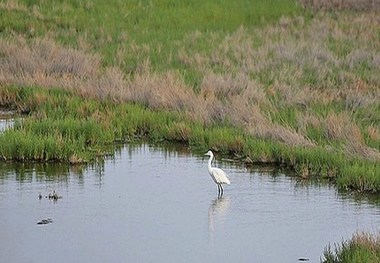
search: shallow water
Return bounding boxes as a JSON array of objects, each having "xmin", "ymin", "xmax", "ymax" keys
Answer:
[
  {"xmin": 0, "ymin": 117, "xmax": 14, "ymax": 132},
  {"xmin": 0, "ymin": 144, "xmax": 379, "ymax": 263}
]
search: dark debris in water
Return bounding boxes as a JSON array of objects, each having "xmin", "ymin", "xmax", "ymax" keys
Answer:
[
  {"xmin": 37, "ymin": 218, "xmax": 53, "ymax": 225},
  {"xmin": 298, "ymin": 257, "xmax": 309, "ymax": 261},
  {"xmin": 39, "ymin": 191, "xmax": 62, "ymax": 201}
]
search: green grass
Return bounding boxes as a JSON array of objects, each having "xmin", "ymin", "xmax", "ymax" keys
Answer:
[
  {"xmin": 0, "ymin": 0, "xmax": 302, "ymax": 73},
  {"xmin": 323, "ymin": 232, "xmax": 380, "ymax": 263},
  {"xmin": 1, "ymin": 86, "xmax": 379, "ymax": 194}
]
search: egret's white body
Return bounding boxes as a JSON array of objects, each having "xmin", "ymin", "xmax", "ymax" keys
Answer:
[{"xmin": 205, "ymin": 150, "xmax": 230, "ymax": 195}]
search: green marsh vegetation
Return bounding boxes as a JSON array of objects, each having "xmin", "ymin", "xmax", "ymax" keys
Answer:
[
  {"xmin": 0, "ymin": 0, "xmax": 379, "ymax": 192},
  {"xmin": 0, "ymin": 0, "xmax": 380, "ymax": 186},
  {"xmin": 323, "ymin": 232, "xmax": 380, "ymax": 263},
  {"xmin": 1, "ymin": 0, "xmax": 380, "ymax": 259},
  {"xmin": 0, "ymin": 0, "xmax": 380, "ymax": 192}
]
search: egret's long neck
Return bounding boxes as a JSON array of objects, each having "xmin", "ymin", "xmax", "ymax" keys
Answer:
[{"xmin": 207, "ymin": 155, "xmax": 213, "ymax": 173}]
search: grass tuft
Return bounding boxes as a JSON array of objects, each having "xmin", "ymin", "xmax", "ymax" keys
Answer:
[{"xmin": 323, "ymin": 232, "xmax": 380, "ymax": 263}]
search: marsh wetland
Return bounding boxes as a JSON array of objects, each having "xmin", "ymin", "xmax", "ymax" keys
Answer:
[{"xmin": 1, "ymin": 0, "xmax": 380, "ymax": 261}]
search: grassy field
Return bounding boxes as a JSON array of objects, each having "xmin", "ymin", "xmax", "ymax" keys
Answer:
[{"xmin": 1, "ymin": 0, "xmax": 380, "ymax": 259}]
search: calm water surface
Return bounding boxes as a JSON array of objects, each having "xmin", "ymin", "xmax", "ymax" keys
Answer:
[{"xmin": 1, "ymin": 144, "xmax": 379, "ymax": 263}]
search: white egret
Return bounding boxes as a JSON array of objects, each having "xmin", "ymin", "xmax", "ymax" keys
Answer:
[{"xmin": 204, "ymin": 150, "xmax": 230, "ymax": 196}]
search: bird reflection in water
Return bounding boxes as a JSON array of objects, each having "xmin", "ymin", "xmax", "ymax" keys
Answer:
[{"xmin": 208, "ymin": 196, "xmax": 231, "ymax": 244}]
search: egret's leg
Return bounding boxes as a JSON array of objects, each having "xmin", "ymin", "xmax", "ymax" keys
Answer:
[{"xmin": 220, "ymin": 184, "xmax": 224, "ymax": 196}]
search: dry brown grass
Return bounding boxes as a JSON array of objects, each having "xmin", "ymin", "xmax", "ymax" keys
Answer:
[
  {"xmin": 295, "ymin": 110, "xmax": 380, "ymax": 160},
  {"xmin": 301, "ymin": 0, "xmax": 380, "ymax": 11},
  {"xmin": 352, "ymin": 232, "xmax": 380, "ymax": 250},
  {"xmin": 248, "ymin": 121, "xmax": 315, "ymax": 147},
  {"xmin": 344, "ymin": 141, "xmax": 380, "ymax": 161},
  {"xmin": 0, "ymin": 0, "xmax": 27, "ymax": 12},
  {"xmin": 0, "ymin": 37, "xmax": 101, "ymax": 88},
  {"xmin": 324, "ymin": 112, "xmax": 361, "ymax": 142},
  {"xmin": 367, "ymin": 126, "xmax": 380, "ymax": 141},
  {"xmin": 125, "ymin": 70, "xmax": 200, "ymax": 112},
  {"xmin": 323, "ymin": 112, "xmax": 380, "ymax": 161}
]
